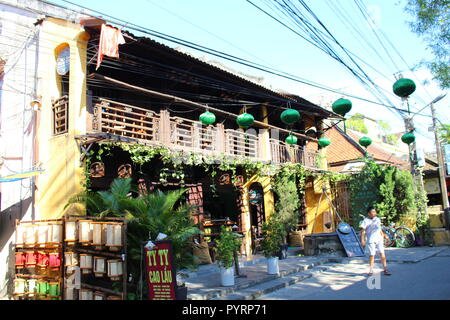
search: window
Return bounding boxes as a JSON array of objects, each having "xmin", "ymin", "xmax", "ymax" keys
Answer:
[
  {"xmin": 53, "ymin": 45, "xmax": 70, "ymax": 135},
  {"xmin": 52, "ymin": 95, "xmax": 69, "ymax": 135}
]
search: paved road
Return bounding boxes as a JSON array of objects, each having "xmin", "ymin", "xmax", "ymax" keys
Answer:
[{"xmin": 258, "ymin": 247, "xmax": 450, "ymax": 300}]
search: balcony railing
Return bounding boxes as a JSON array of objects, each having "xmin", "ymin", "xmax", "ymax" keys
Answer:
[
  {"xmin": 269, "ymin": 139, "xmax": 318, "ymax": 168},
  {"xmin": 90, "ymin": 98, "xmax": 319, "ymax": 168}
]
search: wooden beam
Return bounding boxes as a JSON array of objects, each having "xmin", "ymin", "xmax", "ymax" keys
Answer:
[{"xmin": 89, "ymin": 73, "xmax": 318, "ymax": 142}]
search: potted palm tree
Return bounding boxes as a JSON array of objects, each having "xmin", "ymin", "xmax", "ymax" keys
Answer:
[
  {"xmin": 215, "ymin": 226, "xmax": 242, "ymax": 287},
  {"xmin": 261, "ymin": 216, "xmax": 286, "ymax": 275}
]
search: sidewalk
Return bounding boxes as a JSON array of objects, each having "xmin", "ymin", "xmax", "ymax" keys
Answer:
[{"xmin": 184, "ymin": 246, "xmax": 449, "ymax": 300}]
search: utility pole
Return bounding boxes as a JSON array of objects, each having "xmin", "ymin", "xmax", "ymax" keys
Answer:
[
  {"xmin": 429, "ymin": 95, "xmax": 449, "ymax": 211},
  {"xmin": 404, "ymin": 102, "xmax": 427, "ymax": 215}
]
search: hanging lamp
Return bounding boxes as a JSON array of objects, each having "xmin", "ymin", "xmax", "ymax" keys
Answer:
[
  {"xmin": 280, "ymin": 108, "xmax": 301, "ymax": 125},
  {"xmin": 359, "ymin": 137, "xmax": 372, "ymax": 148},
  {"xmin": 236, "ymin": 112, "xmax": 254, "ymax": 129},
  {"xmin": 285, "ymin": 134, "xmax": 298, "ymax": 145},
  {"xmin": 401, "ymin": 132, "xmax": 416, "ymax": 145},
  {"xmin": 199, "ymin": 111, "xmax": 216, "ymax": 126},
  {"xmin": 332, "ymin": 98, "xmax": 352, "ymax": 116},
  {"xmin": 393, "ymin": 78, "xmax": 416, "ymax": 98},
  {"xmin": 318, "ymin": 137, "xmax": 331, "ymax": 148}
]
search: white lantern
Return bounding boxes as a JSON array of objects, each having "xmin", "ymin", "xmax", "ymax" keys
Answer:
[
  {"xmin": 93, "ymin": 256, "xmax": 106, "ymax": 278},
  {"xmin": 49, "ymin": 223, "xmax": 63, "ymax": 246},
  {"xmin": 24, "ymin": 225, "xmax": 36, "ymax": 248},
  {"xmin": 91, "ymin": 222, "xmax": 105, "ymax": 249},
  {"xmin": 14, "ymin": 279, "xmax": 27, "ymax": 295},
  {"xmin": 65, "ymin": 221, "xmax": 77, "ymax": 245},
  {"xmin": 107, "ymin": 259, "xmax": 123, "ymax": 281},
  {"xmin": 27, "ymin": 279, "xmax": 37, "ymax": 297},
  {"xmin": 79, "ymin": 289, "xmax": 93, "ymax": 300},
  {"xmin": 65, "ymin": 287, "xmax": 77, "ymax": 300},
  {"xmin": 64, "ymin": 252, "xmax": 78, "ymax": 274},
  {"xmin": 36, "ymin": 224, "xmax": 49, "ymax": 248},
  {"xmin": 94, "ymin": 291, "xmax": 106, "ymax": 300},
  {"xmin": 105, "ymin": 223, "xmax": 123, "ymax": 251},
  {"xmin": 80, "ymin": 254, "xmax": 93, "ymax": 274},
  {"xmin": 78, "ymin": 220, "xmax": 92, "ymax": 245},
  {"xmin": 15, "ymin": 225, "xmax": 25, "ymax": 248}
]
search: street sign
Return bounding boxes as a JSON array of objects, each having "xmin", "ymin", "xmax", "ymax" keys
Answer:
[
  {"xmin": 144, "ymin": 240, "xmax": 177, "ymax": 300},
  {"xmin": 336, "ymin": 223, "xmax": 365, "ymax": 257}
]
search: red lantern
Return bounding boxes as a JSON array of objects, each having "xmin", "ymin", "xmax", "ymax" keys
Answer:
[
  {"xmin": 37, "ymin": 252, "xmax": 49, "ymax": 272},
  {"xmin": 15, "ymin": 252, "xmax": 26, "ymax": 269},
  {"xmin": 49, "ymin": 252, "xmax": 61, "ymax": 271},
  {"xmin": 25, "ymin": 251, "xmax": 38, "ymax": 268}
]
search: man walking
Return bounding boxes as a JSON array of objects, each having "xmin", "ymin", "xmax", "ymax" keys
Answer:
[{"xmin": 360, "ymin": 207, "xmax": 392, "ymax": 276}]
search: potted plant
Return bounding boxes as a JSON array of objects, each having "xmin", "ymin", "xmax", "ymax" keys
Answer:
[
  {"xmin": 261, "ymin": 217, "xmax": 286, "ymax": 275},
  {"xmin": 215, "ymin": 226, "xmax": 242, "ymax": 286}
]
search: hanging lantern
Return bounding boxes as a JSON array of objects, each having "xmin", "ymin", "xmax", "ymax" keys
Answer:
[
  {"xmin": 285, "ymin": 134, "xmax": 298, "ymax": 145},
  {"xmin": 79, "ymin": 289, "xmax": 93, "ymax": 300},
  {"xmin": 91, "ymin": 222, "xmax": 105, "ymax": 250},
  {"xmin": 94, "ymin": 256, "xmax": 107, "ymax": 278},
  {"xmin": 14, "ymin": 279, "xmax": 27, "ymax": 296},
  {"xmin": 236, "ymin": 113, "xmax": 254, "ymax": 129},
  {"xmin": 15, "ymin": 252, "xmax": 26, "ymax": 270},
  {"xmin": 94, "ymin": 292, "xmax": 106, "ymax": 300},
  {"xmin": 64, "ymin": 252, "xmax": 78, "ymax": 275},
  {"xmin": 65, "ymin": 221, "xmax": 77, "ymax": 246},
  {"xmin": 27, "ymin": 279, "xmax": 37, "ymax": 298},
  {"xmin": 199, "ymin": 111, "xmax": 216, "ymax": 126},
  {"xmin": 359, "ymin": 137, "xmax": 372, "ymax": 148},
  {"xmin": 280, "ymin": 109, "xmax": 301, "ymax": 125},
  {"xmin": 49, "ymin": 223, "xmax": 63, "ymax": 247},
  {"xmin": 15, "ymin": 225, "xmax": 25, "ymax": 248},
  {"xmin": 36, "ymin": 280, "xmax": 49, "ymax": 298},
  {"xmin": 393, "ymin": 78, "xmax": 416, "ymax": 98},
  {"xmin": 78, "ymin": 220, "xmax": 92, "ymax": 246},
  {"xmin": 48, "ymin": 281, "xmax": 60, "ymax": 298},
  {"xmin": 24, "ymin": 225, "xmax": 36, "ymax": 248},
  {"xmin": 401, "ymin": 132, "xmax": 415, "ymax": 145},
  {"xmin": 36, "ymin": 251, "xmax": 49, "ymax": 273},
  {"xmin": 107, "ymin": 259, "xmax": 123, "ymax": 281},
  {"xmin": 64, "ymin": 287, "xmax": 77, "ymax": 300},
  {"xmin": 80, "ymin": 254, "xmax": 93, "ymax": 274},
  {"xmin": 25, "ymin": 251, "xmax": 38, "ymax": 270},
  {"xmin": 332, "ymin": 98, "xmax": 352, "ymax": 116},
  {"xmin": 36, "ymin": 224, "xmax": 49, "ymax": 248},
  {"xmin": 105, "ymin": 223, "xmax": 123, "ymax": 252},
  {"xmin": 49, "ymin": 252, "xmax": 61, "ymax": 271},
  {"xmin": 318, "ymin": 137, "xmax": 331, "ymax": 148}
]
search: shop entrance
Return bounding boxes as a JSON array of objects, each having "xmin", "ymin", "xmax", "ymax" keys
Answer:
[{"xmin": 248, "ymin": 182, "xmax": 265, "ymax": 253}]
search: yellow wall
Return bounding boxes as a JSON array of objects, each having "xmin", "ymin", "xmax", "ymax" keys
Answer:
[
  {"xmin": 305, "ymin": 178, "xmax": 334, "ymax": 234},
  {"xmin": 35, "ymin": 18, "xmax": 89, "ymax": 219}
]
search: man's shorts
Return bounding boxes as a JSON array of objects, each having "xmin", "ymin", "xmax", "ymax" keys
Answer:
[{"xmin": 367, "ymin": 241, "xmax": 385, "ymax": 256}]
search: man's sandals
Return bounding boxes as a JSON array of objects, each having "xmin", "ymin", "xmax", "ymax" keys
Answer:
[{"xmin": 367, "ymin": 270, "xmax": 392, "ymax": 276}]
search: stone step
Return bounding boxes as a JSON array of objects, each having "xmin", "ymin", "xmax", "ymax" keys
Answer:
[{"xmin": 187, "ymin": 256, "xmax": 339, "ymax": 300}]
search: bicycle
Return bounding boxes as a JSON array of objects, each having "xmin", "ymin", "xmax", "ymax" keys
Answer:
[{"xmin": 359, "ymin": 215, "xmax": 416, "ymax": 248}]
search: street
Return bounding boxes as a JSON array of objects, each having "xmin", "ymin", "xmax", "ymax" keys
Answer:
[{"xmin": 258, "ymin": 247, "xmax": 450, "ymax": 300}]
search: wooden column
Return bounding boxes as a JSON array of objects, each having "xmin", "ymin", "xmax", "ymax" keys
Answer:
[{"xmin": 159, "ymin": 110, "xmax": 171, "ymax": 145}]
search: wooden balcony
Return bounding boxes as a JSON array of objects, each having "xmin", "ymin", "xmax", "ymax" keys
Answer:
[{"xmin": 88, "ymin": 98, "xmax": 319, "ymax": 168}]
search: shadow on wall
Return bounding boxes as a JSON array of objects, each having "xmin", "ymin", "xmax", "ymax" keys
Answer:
[{"xmin": 0, "ymin": 197, "xmax": 32, "ymax": 298}]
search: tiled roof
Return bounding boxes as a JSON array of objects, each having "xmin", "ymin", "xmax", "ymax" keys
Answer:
[{"xmin": 324, "ymin": 126, "xmax": 408, "ymax": 170}]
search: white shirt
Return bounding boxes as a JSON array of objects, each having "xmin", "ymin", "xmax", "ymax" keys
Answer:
[{"xmin": 360, "ymin": 217, "xmax": 382, "ymax": 243}]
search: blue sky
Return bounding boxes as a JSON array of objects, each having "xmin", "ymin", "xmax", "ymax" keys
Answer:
[{"xmin": 52, "ymin": 0, "xmax": 449, "ymax": 152}]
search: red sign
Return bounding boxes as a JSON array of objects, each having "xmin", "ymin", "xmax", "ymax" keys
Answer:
[{"xmin": 144, "ymin": 240, "xmax": 177, "ymax": 300}]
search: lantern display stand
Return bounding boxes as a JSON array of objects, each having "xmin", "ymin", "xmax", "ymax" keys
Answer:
[
  {"xmin": 63, "ymin": 215, "xmax": 127, "ymax": 300},
  {"xmin": 13, "ymin": 219, "xmax": 64, "ymax": 300}
]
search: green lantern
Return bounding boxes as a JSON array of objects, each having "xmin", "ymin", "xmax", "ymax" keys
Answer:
[
  {"xmin": 236, "ymin": 113, "xmax": 254, "ymax": 129},
  {"xmin": 199, "ymin": 111, "xmax": 216, "ymax": 126},
  {"xmin": 280, "ymin": 109, "xmax": 301, "ymax": 125},
  {"xmin": 332, "ymin": 98, "xmax": 352, "ymax": 116},
  {"xmin": 401, "ymin": 132, "xmax": 415, "ymax": 145},
  {"xmin": 285, "ymin": 134, "xmax": 298, "ymax": 145},
  {"xmin": 359, "ymin": 137, "xmax": 372, "ymax": 148},
  {"xmin": 393, "ymin": 78, "xmax": 416, "ymax": 98},
  {"xmin": 318, "ymin": 137, "xmax": 331, "ymax": 148}
]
